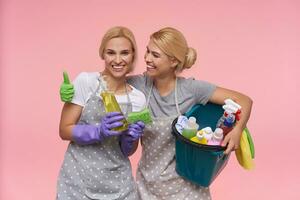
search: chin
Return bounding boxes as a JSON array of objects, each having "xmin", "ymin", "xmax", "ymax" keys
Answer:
[
  {"xmin": 112, "ymin": 72, "xmax": 127, "ymax": 79},
  {"xmin": 106, "ymin": 68, "xmax": 128, "ymax": 78},
  {"xmin": 146, "ymin": 70, "xmax": 157, "ymax": 77}
]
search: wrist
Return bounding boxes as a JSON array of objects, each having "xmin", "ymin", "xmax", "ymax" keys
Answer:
[
  {"xmin": 234, "ymin": 122, "xmax": 245, "ymax": 131},
  {"xmin": 72, "ymin": 124, "xmax": 102, "ymax": 145}
]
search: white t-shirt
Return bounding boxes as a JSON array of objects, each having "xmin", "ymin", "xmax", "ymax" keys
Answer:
[{"xmin": 71, "ymin": 72, "xmax": 146, "ymax": 112}]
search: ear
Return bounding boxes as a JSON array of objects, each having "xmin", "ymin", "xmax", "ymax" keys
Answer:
[{"xmin": 170, "ymin": 57, "xmax": 179, "ymax": 68}]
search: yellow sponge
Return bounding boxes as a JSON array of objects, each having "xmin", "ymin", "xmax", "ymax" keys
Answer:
[{"xmin": 235, "ymin": 128, "xmax": 255, "ymax": 170}]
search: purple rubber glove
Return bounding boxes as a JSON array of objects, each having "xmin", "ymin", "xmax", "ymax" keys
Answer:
[
  {"xmin": 72, "ymin": 112, "xmax": 125, "ymax": 145},
  {"xmin": 120, "ymin": 121, "xmax": 145, "ymax": 156}
]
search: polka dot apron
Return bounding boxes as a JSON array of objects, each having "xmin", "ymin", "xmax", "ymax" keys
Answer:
[
  {"xmin": 57, "ymin": 76, "xmax": 138, "ymax": 200},
  {"xmin": 136, "ymin": 78, "xmax": 211, "ymax": 200}
]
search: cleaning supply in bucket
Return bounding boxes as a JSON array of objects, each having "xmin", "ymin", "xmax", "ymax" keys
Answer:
[
  {"xmin": 202, "ymin": 127, "xmax": 213, "ymax": 141},
  {"xmin": 190, "ymin": 127, "xmax": 223, "ymax": 146},
  {"xmin": 182, "ymin": 117, "xmax": 199, "ymax": 139},
  {"xmin": 218, "ymin": 111, "xmax": 235, "ymax": 136},
  {"xmin": 208, "ymin": 128, "xmax": 224, "ymax": 145},
  {"xmin": 190, "ymin": 129, "xmax": 207, "ymax": 144},
  {"xmin": 99, "ymin": 76, "xmax": 128, "ymax": 132},
  {"xmin": 175, "ymin": 115, "xmax": 189, "ymax": 134},
  {"xmin": 216, "ymin": 99, "xmax": 242, "ymax": 136}
]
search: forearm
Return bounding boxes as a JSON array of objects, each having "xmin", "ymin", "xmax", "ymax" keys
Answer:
[
  {"xmin": 59, "ymin": 124, "xmax": 76, "ymax": 141},
  {"xmin": 234, "ymin": 94, "xmax": 252, "ymax": 131},
  {"xmin": 59, "ymin": 103, "xmax": 82, "ymax": 141}
]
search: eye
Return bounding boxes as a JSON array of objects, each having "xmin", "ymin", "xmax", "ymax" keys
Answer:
[
  {"xmin": 121, "ymin": 51, "xmax": 130, "ymax": 56},
  {"xmin": 105, "ymin": 50, "xmax": 115, "ymax": 55},
  {"xmin": 153, "ymin": 53, "xmax": 160, "ymax": 58}
]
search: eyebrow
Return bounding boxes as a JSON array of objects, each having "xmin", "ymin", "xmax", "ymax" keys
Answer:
[{"xmin": 105, "ymin": 49, "xmax": 131, "ymax": 52}]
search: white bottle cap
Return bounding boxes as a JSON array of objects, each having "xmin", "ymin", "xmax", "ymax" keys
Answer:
[
  {"xmin": 188, "ymin": 117, "xmax": 199, "ymax": 129},
  {"xmin": 188, "ymin": 117, "xmax": 196, "ymax": 124},
  {"xmin": 202, "ymin": 127, "xmax": 213, "ymax": 140},
  {"xmin": 196, "ymin": 131, "xmax": 205, "ymax": 140},
  {"xmin": 202, "ymin": 127, "xmax": 212, "ymax": 134},
  {"xmin": 222, "ymin": 104, "xmax": 238, "ymax": 114},
  {"xmin": 213, "ymin": 128, "xmax": 224, "ymax": 140},
  {"xmin": 224, "ymin": 99, "xmax": 242, "ymax": 110}
]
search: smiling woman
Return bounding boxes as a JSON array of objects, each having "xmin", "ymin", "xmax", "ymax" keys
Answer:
[
  {"xmin": 99, "ymin": 27, "xmax": 137, "ymax": 74},
  {"xmin": 102, "ymin": 37, "xmax": 134, "ymax": 81},
  {"xmin": 56, "ymin": 26, "xmax": 146, "ymax": 200},
  {"xmin": 125, "ymin": 27, "xmax": 253, "ymax": 200}
]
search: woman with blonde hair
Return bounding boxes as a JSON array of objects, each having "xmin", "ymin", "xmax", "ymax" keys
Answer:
[
  {"xmin": 57, "ymin": 26, "xmax": 146, "ymax": 200},
  {"xmin": 126, "ymin": 27, "xmax": 252, "ymax": 199}
]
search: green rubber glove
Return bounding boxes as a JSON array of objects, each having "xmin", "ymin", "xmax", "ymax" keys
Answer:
[{"xmin": 60, "ymin": 71, "xmax": 74, "ymax": 102}]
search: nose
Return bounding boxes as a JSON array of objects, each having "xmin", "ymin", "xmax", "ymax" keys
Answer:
[
  {"xmin": 144, "ymin": 52, "xmax": 151, "ymax": 62},
  {"xmin": 114, "ymin": 54, "xmax": 122, "ymax": 64}
]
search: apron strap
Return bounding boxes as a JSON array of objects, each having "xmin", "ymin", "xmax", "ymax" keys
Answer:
[
  {"xmin": 146, "ymin": 77, "xmax": 181, "ymax": 116},
  {"xmin": 174, "ymin": 77, "xmax": 181, "ymax": 116}
]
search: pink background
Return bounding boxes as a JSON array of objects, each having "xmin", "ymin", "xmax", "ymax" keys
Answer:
[{"xmin": 1, "ymin": 0, "xmax": 300, "ymax": 199}]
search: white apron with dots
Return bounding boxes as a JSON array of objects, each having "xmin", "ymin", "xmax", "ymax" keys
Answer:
[
  {"xmin": 57, "ymin": 76, "xmax": 138, "ymax": 200},
  {"xmin": 136, "ymin": 79, "xmax": 211, "ymax": 200}
]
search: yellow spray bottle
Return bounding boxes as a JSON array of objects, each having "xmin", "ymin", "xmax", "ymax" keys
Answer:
[{"xmin": 100, "ymin": 76, "xmax": 128, "ymax": 132}]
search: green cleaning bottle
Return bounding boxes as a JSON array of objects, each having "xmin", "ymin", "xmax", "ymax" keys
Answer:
[{"xmin": 182, "ymin": 117, "xmax": 199, "ymax": 139}]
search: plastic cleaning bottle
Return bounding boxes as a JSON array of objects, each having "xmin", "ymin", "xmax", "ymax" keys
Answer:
[
  {"xmin": 190, "ymin": 129, "xmax": 207, "ymax": 144},
  {"xmin": 216, "ymin": 101, "xmax": 241, "ymax": 136},
  {"xmin": 100, "ymin": 76, "xmax": 128, "ymax": 132},
  {"xmin": 218, "ymin": 105, "xmax": 236, "ymax": 136},
  {"xmin": 224, "ymin": 99, "xmax": 241, "ymax": 110},
  {"xmin": 202, "ymin": 127, "xmax": 213, "ymax": 142},
  {"xmin": 175, "ymin": 115, "xmax": 189, "ymax": 134},
  {"xmin": 225, "ymin": 99, "xmax": 242, "ymax": 121},
  {"xmin": 182, "ymin": 117, "xmax": 199, "ymax": 139},
  {"xmin": 216, "ymin": 104, "xmax": 237, "ymax": 127},
  {"xmin": 208, "ymin": 128, "xmax": 224, "ymax": 145}
]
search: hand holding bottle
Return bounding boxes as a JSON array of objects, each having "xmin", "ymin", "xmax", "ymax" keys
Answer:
[{"xmin": 72, "ymin": 112, "xmax": 126, "ymax": 145}]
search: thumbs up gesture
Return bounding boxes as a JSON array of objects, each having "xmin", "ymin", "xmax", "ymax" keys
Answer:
[{"xmin": 60, "ymin": 71, "xmax": 74, "ymax": 102}]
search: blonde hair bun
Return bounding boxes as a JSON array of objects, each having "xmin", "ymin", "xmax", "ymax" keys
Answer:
[{"xmin": 184, "ymin": 47, "xmax": 197, "ymax": 69}]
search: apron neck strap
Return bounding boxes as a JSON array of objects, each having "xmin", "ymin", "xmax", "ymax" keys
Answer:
[{"xmin": 146, "ymin": 77, "xmax": 181, "ymax": 116}]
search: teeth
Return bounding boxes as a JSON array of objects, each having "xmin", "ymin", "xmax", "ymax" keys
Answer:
[
  {"xmin": 112, "ymin": 65, "xmax": 124, "ymax": 69},
  {"xmin": 147, "ymin": 65, "xmax": 155, "ymax": 69}
]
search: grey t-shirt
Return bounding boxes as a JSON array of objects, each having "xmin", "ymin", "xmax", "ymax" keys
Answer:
[{"xmin": 127, "ymin": 74, "xmax": 216, "ymax": 117}]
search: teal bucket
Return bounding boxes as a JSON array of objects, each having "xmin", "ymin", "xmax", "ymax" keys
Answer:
[{"xmin": 172, "ymin": 103, "xmax": 231, "ymax": 187}]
